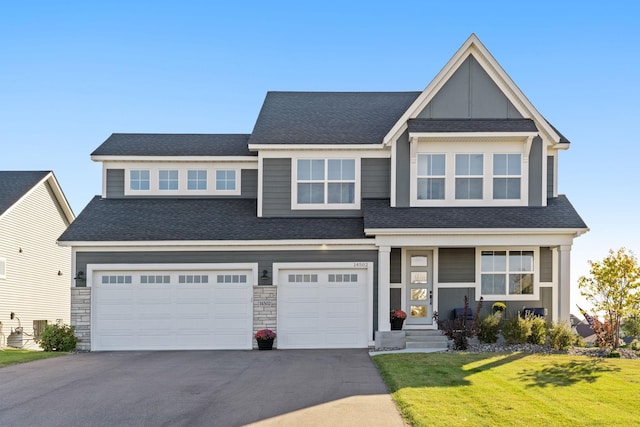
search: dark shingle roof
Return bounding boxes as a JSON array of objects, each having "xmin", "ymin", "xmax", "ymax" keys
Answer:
[
  {"xmin": 362, "ymin": 196, "xmax": 587, "ymax": 230},
  {"xmin": 248, "ymin": 92, "xmax": 421, "ymax": 145},
  {"xmin": 59, "ymin": 197, "xmax": 367, "ymax": 242},
  {"xmin": 0, "ymin": 171, "xmax": 50, "ymax": 216},
  {"xmin": 91, "ymin": 134, "xmax": 255, "ymax": 157},
  {"xmin": 407, "ymin": 119, "xmax": 538, "ymax": 133}
]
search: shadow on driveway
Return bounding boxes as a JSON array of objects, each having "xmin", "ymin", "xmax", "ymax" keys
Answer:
[{"xmin": 0, "ymin": 349, "xmax": 404, "ymax": 427}]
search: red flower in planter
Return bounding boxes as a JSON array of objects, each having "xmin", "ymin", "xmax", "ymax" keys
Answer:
[
  {"xmin": 390, "ymin": 309, "xmax": 407, "ymax": 320},
  {"xmin": 255, "ymin": 329, "xmax": 276, "ymax": 340}
]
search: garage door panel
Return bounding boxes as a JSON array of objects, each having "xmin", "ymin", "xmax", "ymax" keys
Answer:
[{"xmin": 92, "ymin": 269, "xmax": 253, "ymax": 351}]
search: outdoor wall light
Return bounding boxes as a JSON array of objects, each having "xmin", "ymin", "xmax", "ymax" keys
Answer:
[
  {"xmin": 58, "ymin": 270, "xmax": 63, "ymax": 276},
  {"xmin": 74, "ymin": 271, "xmax": 85, "ymax": 281},
  {"xmin": 260, "ymin": 269, "xmax": 269, "ymax": 280}
]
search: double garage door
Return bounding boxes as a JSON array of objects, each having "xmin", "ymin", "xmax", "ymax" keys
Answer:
[
  {"xmin": 90, "ymin": 263, "xmax": 370, "ymax": 351},
  {"xmin": 91, "ymin": 266, "xmax": 254, "ymax": 351}
]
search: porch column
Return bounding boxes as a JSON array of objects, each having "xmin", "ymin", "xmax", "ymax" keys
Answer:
[
  {"xmin": 378, "ymin": 246, "xmax": 391, "ymax": 332},
  {"xmin": 557, "ymin": 245, "xmax": 572, "ymax": 322}
]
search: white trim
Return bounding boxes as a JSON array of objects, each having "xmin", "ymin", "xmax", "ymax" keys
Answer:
[
  {"xmin": 257, "ymin": 154, "xmax": 264, "ymax": 217},
  {"xmin": 383, "ymin": 34, "xmax": 562, "ymax": 147},
  {"xmin": 249, "ymin": 144, "xmax": 389, "ymax": 154},
  {"xmin": 92, "ymin": 155, "xmax": 258, "ymax": 163},
  {"xmin": 86, "ymin": 262, "xmax": 259, "ymax": 288},
  {"xmin": 373, "ymin": 233, "xmax": 582, "ymax": 250},
  {"xmin": 367, "ymin": 228, "xmax": 588, "ymax": 236},
  {"xmin": 410, "ymin": 131, "xmax": 537, "ymax": 140},
  {"xmin": 390, "ymin": 140, "xmax": 397, "ymax": 207},
  {"xmin": 60, "ymin": 239, "xmax": 376, "ymax": 249}
]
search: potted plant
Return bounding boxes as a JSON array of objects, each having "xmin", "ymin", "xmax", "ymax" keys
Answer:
[
  {"xmin": 390, "ymin": 309, "xmax": 407, "ymax": 330},
  {"xmin": 255, "ymin": 329, "xmax": 276, "ymax": 350}
]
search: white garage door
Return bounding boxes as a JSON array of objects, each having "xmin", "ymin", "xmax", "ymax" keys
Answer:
[
  {"xmin": 277, "ymin": 266, "xmax": 369, "ymax": 349},
  {"xmin": 91, "ymin": 267, "xmax": 253, "ymax": 351}
]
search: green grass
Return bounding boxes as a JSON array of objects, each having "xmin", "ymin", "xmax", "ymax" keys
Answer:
[
  {"xmin": 0, "ymin": 349, "xmax": 67, "ymax": 368},
  {"xmin": 373, "ymin": 353, "xmax": 640, "ymax": 426}
]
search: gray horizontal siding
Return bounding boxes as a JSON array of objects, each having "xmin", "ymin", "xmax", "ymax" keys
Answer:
[
  {"xmin": 106, "ymin": 169, "xmax": 125, "ymax": 198},
  {"xmin": 547, "ymin": 156, "xmax": 555, "ymax": 198},
  {"xmin": 540, "ymin": 247, "xmax": 553, "ymax": 282},
  {"xmin": 361, "ymin": 158, "xmax": 390, "ymax": 199},
  {"xmin": 438, "ymin": 248, "xmax": 475, "ymax": 283},
  {"xmin": 390, "ymin": 247, "xmax": 402, "ymax": 283},
  {"xmin": 528, "ymin": 136, "xmax": 543, "ymax": 206},
  {"xmin": 241, "ymin": 169, "xmax": 257, "ymax": 198},
  {"xmin": 438, "ymin": 288, "xmax": 477, "ymax": 320}
]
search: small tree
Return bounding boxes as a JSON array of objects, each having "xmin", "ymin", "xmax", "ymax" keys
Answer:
[
  {"xmin": 578, "ymin": 248, "xmax": 640, "ymax": 349},
  {"xmin": 622, "ymin": 313, "xmax": 640, "ymax": 339}
]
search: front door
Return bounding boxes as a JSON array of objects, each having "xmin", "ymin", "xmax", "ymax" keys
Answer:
[{"xmin": 405, "ymin": 251, "xmax": 433, "ymax": 325}]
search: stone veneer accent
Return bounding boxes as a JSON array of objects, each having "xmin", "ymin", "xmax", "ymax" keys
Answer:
[
  {"xmin": 71, "ymin": 288, "xmax": 92, "ymax": 351},
  {"xmin": 253, "ymin": 285, "xmax": 277, "ymax": 349}
]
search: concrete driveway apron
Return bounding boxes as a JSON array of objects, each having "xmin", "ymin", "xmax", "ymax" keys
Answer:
[{"xmin": 0, "ymin": 349, "xmax": 405, "ymax": 427}]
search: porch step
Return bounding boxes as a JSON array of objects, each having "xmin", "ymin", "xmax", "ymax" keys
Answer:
[{"xmin": 404, "ymin": 330, "xmax": 449, "ymax": 349}]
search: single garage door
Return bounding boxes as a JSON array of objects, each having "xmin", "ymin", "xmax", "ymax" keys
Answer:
[
  {"xmin": 277, "ymin": 265, "xmax": 369, "ymax": 349},
  {"xmin": 91, "ymin": 266, "xmax": 253, "ymax": 350}
]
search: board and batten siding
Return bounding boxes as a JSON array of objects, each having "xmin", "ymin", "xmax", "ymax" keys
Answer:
[
  {"xmin": 261, "ymin": 158, "xmax": 389, "ymax": 217},
  {"xmin": 0, "ymin": 181, "xmax": 71, "ymax": 348},
  {"xmin": 105, "ymin": 168, "xmax": 257, "ymax": 199},
  {"xmin": 528, "ymin": 136, "xmax": 543, "ymax": 206},
  {"xmin": 547, "ymin": 156, "xmax": 555, "ymax": 198}
]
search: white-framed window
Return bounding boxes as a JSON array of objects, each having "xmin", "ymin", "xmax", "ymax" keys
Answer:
[
  {"xmin": 216, "ymin": 274, "xmax": 247, "ymax": 284},
  {"xmin": 328, "ymin": 273, "xmax": 358, "ymax": 283},
  {"xmin": 140, "ymin": 275, "xmax": 171, "ymax": 284},
  {"xmin": 455, "ymin": 154, "xmax": 483, "ymax": 199},
  {"xmin": 0, "ymin": 257, "xmax": 6, "ymax": 279},
  {"xmin": 288, "ymin": 273, "xmax": 318, "ymax": 283},
  {"xmin": 130, "ymin": 170, "xmax": 150, "ymax": 191},
  {"xmin": 187, "ymin": 170, "xmax": 207, "ymax": 190},
  {"xmin": 417, "ymin": 154, "xmax": 445, "ymax": 200},
  {"xmin": 178, "ymin": 274, "xmax": 209, "ymax": 284},
  {"xmin": 493, "ymin": 154, "xmax": 521, "ymax": 199},
  {"xmin": 101, "ymin": 275, "xmax": 132, "ymax": 284},
  {"xmin": 481, "ymin": 250, "xmax": 534, "ymax": 296},
  {"xmin": 159, "ymin": 170, "xmax": 179, "ymax": 190},
  {"xmin": 295, "ymin": 159, "xmax": 357, "ymax": 206},
  {"xmin": 215, "ymin": 170, "xmax": 236, "ymax": 191}
]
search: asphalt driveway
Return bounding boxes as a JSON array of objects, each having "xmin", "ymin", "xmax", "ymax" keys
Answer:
[{"xmin": 0, "ymin": 350, "xmax": 404, "ymax": 427}]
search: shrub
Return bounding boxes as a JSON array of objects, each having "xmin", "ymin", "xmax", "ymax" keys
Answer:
[
  {"xmin": 478, "ymin": 314, "xmax": 501, "ymax": 343},
  {"xmin": 622, "ymin": 315, "xmax": 640, "ymax": 339},
  {"xmin": 436, "ymin": 296, "xmax": 483, "ymax": 350},
  {"xmin": 528, "ymin": 316, "xmax": 547, "ymax": 345},
  {"xmin": 548, "ymin": 321, "xmax": 574, "ymax": 351},
  {"xmin": 630, "ymin": 339, "xmax": 640, "ymax": 351},
  {"xmin": 37, "ymin": 321, "xmax": 77, "ymax": 352},
  {"xmin": 607, "ymin": 350, "xmax": 621, "ymax": 358},
  {"xmin": 501, "ymin": 315, "xmax": 530, "ymax": 344}
]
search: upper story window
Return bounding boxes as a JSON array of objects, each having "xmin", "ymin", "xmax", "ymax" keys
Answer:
[
  {"xmin": 295, "ymin": 159, "xmax": 357, "ymax": 207},
  {"xmin": 493, "ymin": 154, "xmax": 521, "ymax": 199},
  {"xmin": 481, "ymin": 250, "xmax": 534, "ymax": 296},
  {"xmin": 130, "ymin": 170, "xmax": 150, "ymax": 190},
  {"xmin": 417, "ymin": 154, "xmax": 445, "ymax": 200},
  {"xmin": 187, "ymin": 170, "xmax": 207, "ymax": 190},
  {"xmin": 216, "ymin": 170, "xmax": 236, "ymax": 191},
  {"xmin": 455, "ymin": 154, "xmax": 483, "ymax": 199},
  {"xmin": 159, "ymin": 170, "xmax": 179, "ymax": 190}
]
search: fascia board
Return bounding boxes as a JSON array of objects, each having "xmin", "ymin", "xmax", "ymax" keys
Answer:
[
  {"xmin": 91, "ymin": 155, "xmax": 258, "ymax": 162},
  {"xmin": 365, "ymin": 228, "xmax": 589, "ymax": 237},
  {"xmin": 58, "ymin": 239, "xmax": 378, "ymax": 249},
  {"xmin": 409, "ymin": 131, "xmax": 538, "ymax": 140},
  {"xmin": 248, "ymin": 144, "xmax": 388, "ymax": 151}
]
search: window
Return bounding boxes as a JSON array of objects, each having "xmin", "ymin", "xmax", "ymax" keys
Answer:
[
  {"xmin": 130, "ymin": 170, "xmax": 150, "ymax": 190},
  {"xmin": 288, "ymin": 274, "xmax": 318, "ymax": 283},
  {"xmin": 328, "ymin": 273, "xmax": 358, "ymax": 283},
  {"xmin": 216, "ymin": 274, "xmax": 247, "ymax": 284},
  {"xmin": 178, "ymin": 275, "xmax": 209, "ymax": 284},
  {"xmin": 481, "ymin": 250, "xmax": 534, "ymax": 295},
  {"xmin": 0, "ymin": 257, "xmax": 6, "ymax": 279},
  {"xmin": 296, "ymin": 159, "xmax": 355, "ymax": 205},
  {"xmin": 101, "ymin": 275, "xmax": 132, "ymax": 284},
  {"xmin": 159, "ymin": 170, "xmax": 179, "ymax": 190},
  {"xmin": 417, "ymin": 154, "xmax": 445, "ymax": 200},
  {"xmin": 140, "ymin": 275, "xmax": 171, "ymax": 284},
  {"xmin": 187, "ymin": 170, "xmax": 207, "ymax": 190},
  {"xmin": 493, "ymin": 154, "xmax": 521, "ymax": 199},
  {"xmin": 455, "ymin": 154, "xmax": 483, "ymax": 199},
  {"xmin": 215, "ymin": 170, "xmax": 236, "ymax": 191}
]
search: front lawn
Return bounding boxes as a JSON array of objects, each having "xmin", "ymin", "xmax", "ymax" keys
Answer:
[
  {"xmin": 0, "ymin": 349, "xmax": 67, "ymax": 368},
  {"xmin": 373, "ymin": 352, "xmax": 640, "ymax": 426}
]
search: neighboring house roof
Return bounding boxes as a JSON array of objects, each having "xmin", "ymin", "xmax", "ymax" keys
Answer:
[
  {"xmin": 362, "ymin": 196, "xmax": 587, "ymax": 230},
  {"xmin": 58, "ymin": 197, "xmax": 366, "ymax": 242},
  {"xmin": 91, "ymin": 134, "xmax": 255, "ymax": 157},
  {"xmin": 248, "ymin": 91, "xmax": 421, "ymax": 145},
  {"xmin": 407, "ymin": 118, "xmax": 538, "ymax": 133},
  {"xmin": 0, "ymin": 171, "xmax": 74, "ymax": 222}
]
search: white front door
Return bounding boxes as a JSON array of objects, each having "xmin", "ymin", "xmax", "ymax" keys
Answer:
[{"xmin": 405, "ymin": 251, "xmax": 433, "ymax": 326}]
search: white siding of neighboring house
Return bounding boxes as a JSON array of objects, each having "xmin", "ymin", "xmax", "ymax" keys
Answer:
[{"xmin": 0, "ymin": 180, "xmax": 71, "ymax": 349}]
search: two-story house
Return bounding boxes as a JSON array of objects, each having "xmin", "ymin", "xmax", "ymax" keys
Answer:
[{"xmin": 59, "ymin": 35, "xmax": 587, "ymax": 351}]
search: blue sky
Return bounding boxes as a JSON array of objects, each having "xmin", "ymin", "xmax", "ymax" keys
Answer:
[{"xmin": 1, "ymin": 1, "xmax": 638, "ymax": 312}]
